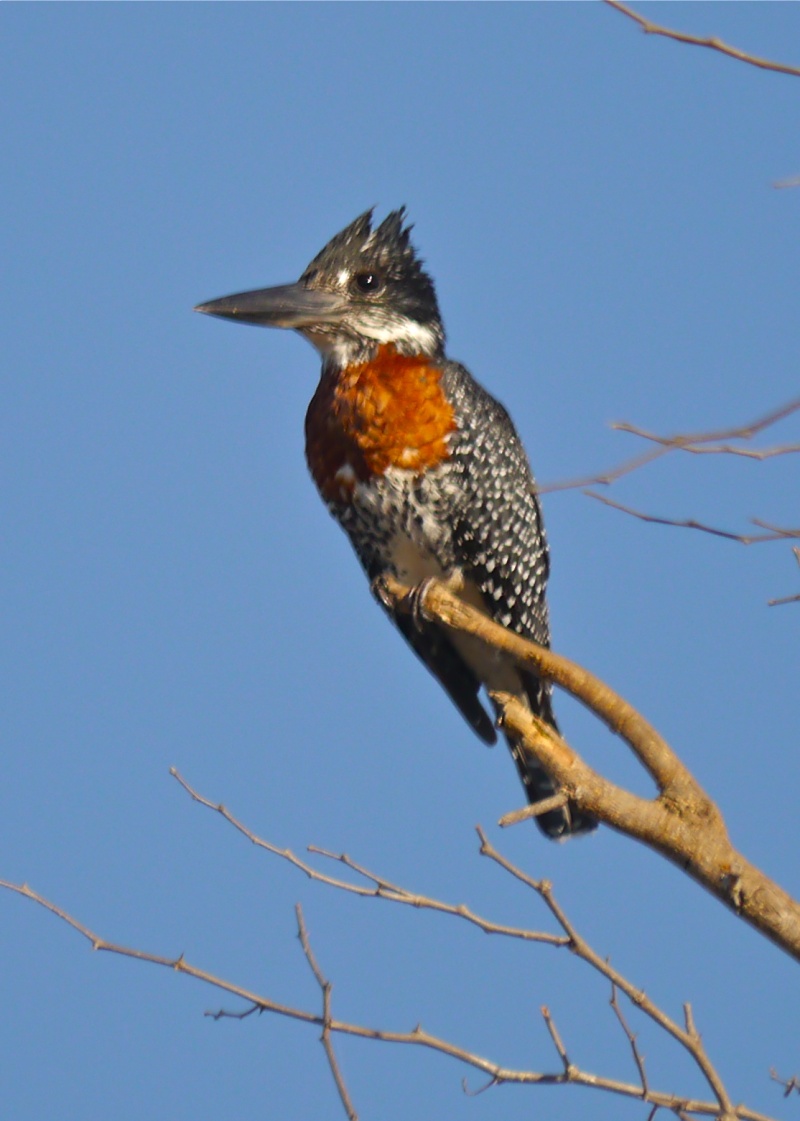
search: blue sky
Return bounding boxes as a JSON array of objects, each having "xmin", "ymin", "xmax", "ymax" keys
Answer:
[{"xmin": 2, "ymin": 4, "xmax": 798, "ymax": 1119}]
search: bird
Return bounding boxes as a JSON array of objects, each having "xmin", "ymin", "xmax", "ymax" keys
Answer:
[{"xmin": 195, "ymin": 208, "xmax": 595, "ymax": 839}]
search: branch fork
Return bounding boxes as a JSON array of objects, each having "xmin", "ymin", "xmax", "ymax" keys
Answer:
[{"xmin": 382, "ymin": 575, "xmax": 800, "ymax": 962}]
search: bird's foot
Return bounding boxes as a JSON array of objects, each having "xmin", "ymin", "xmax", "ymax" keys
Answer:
[
  {"xmin": 370, "ymin": 574, "xmax": 394, "ymax": 610},
  {"xmin": 408, "ymin": 576, "xmax": 436, "ymax": 631}
]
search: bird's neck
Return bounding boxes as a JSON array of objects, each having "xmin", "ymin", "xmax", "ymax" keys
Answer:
[{"xmin": 304, "ymin": 319, "xmax": 444, "ymax": 375}]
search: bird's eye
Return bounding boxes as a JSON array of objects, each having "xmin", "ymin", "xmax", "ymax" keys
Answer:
[{"xmin": 354, "ymin": 272, "xmax": 382, "ymax": 294}]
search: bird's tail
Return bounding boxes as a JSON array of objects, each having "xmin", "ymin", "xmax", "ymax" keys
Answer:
[{"xmin": 506, "ymin": 673, "xmax": 597, "ymax": 840}]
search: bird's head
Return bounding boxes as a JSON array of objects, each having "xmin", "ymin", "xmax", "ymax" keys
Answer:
[{"xmin": 195, "ymin": 208, "xmax": 445, "ymax": 368}]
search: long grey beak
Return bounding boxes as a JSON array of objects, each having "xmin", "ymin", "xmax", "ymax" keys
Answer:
[{"xmin": 194, "ymin": 282, "xmax": 344, "ymax": 328}]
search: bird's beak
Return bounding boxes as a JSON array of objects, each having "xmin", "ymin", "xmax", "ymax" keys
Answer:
[{"xmin": 194, "ymin": 282, "xmax": 345, "ymax": 329}]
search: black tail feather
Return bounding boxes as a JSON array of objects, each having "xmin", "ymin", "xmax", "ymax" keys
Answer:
[{"xmin": 505, "ymin": 671, "xmax": 597, "ymax": 840}]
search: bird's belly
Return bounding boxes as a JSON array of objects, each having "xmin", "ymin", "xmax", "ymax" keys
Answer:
[
  {"xmin": 385, "ymin": 531, "xmax": 451, "ymax": 585},
  {"xmin": 387, "ymin": 530, "xmax": 525, "ymax": 700},
  {"xmin": 339, "ymin": 464, "xmax": 461, "ymax": 578},
  {"xmin": 344, "ymin": 470, "xmax": 529, "ymax": 706}
]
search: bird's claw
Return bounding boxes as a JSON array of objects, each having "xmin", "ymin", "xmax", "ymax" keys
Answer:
[
  {"xmin": 408, "ymin": 577, "xmax": 436, "ymax": 632},
  {"xmin": 371, "ymin": 574, "xmax": 434, "ymax": 631},
  {"xmin": 370, "ymin": 574, "xmax": 394, "ymax": 610}
]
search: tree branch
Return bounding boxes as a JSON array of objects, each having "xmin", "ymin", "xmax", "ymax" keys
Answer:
[
  {"xmin": 538, "ymin": 396, "xmax": 800, "ymax": 495},
  {"xmin": 768, "ymin": 547, "xmax": 800, "ymax": 607},
  {"xmin": 604, "ymin": 0, "xmax": 800, "ymax": 79},
  {"xmin": 170, "ymin": 768, "xmax": 566, "ymax": 948},
  {"xmin": 584, "ymin": 491, "xmax": 800, "ymax": 546},
  {"xmin": 381, "ymin": 576, "xmax": 800, "ymax": 963},
  {"xmin": 295, "ymin": 904, "xmax": 359, "ymax": 1121},
  {"xmin": 770, "ymin": 1069, "xmax": 800, "ymax": 1098},
  {"xmin": 162, "ymin": 771, "xmax": 775, "ymax": 1119},
  {"xmin": 610, "ymin": 981, "xmax": 649, "ymax": 1100},
  {"xmin": 0, "ymin": 856, "xmax": 775, "ymax": 1121},
  {"xmin": 474, "ymin": 829, "xmax": 739, "ymax": 1119}
]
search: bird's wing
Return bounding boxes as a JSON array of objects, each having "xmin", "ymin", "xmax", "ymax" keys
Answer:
[
  {"xmin": 443, "ymin": 362, "xmax": 554, "ymax": 712},
  {"xmin": 373, "ymin": 593, "xmax": 498, "ymax": 745}
]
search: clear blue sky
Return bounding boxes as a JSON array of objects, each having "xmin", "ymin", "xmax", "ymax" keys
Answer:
[{"xmin": 2, "ymin": 5, "xmax": 798, "ymax": 1120}]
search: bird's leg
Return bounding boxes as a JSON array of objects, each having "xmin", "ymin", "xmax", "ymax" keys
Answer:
[
  {"xmin": 370, "ymin": 573, "xmax": 395, "ymax": 610},
  {"xmin": 407, "ymin": 576, "xmax": 438, "ymax": 631},
  {"xmin": 409, "ymin": 570, "xmax": 466, "ymax": 631},
  {"xmin": 369, "ymin": 573, "xmax": 437, "ymax": 630},
  {"xmin": 371, "ymin": 570, "xmax": 464, "ymax": 631}
]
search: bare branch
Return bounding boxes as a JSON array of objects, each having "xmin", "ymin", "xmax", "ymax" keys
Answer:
[
  {"xmin": 604, "ymin": 0, "xmax": 800, "ymax": 79},
  {"xmin": 296, "ymin": 904, "xmax": 359, "ymax": 1121},
  {"xmin": 97, "ymin": 765, "xmax": 777, "ymax": 1116},
  {"xmin": 88, "ymin": 754, "xmax": 773, "ymax": 1118},
  {"xmin": 613, "ymin": 435, "xmax": 800, "ymax": 461},
  {"xmin": 751, "ymin": 519, "xmax": 800, "ymax": 539},
  {"xmin": 382, "ymin": 580, "xmax": 698, "ymax": 798},
  {"xmin": 768, "ymin": 593, "xmax": 800, "ymax": 607},
  {"xmin": 768, "ymin": 547, "xmax": 800, "ymax": 606},
  {"xmin": 498, "ymin": 791, "xmax": 568, "ymax": 827},
  {"xmin": 170, "ymin": 769, "xmax": 567, "ymax": 948},
  {"xmin": 584, "ymin": 491, "xmax": 800, "ymax": 545},
  {"xmin": 538, "ymin": 400, "xmax": 798, "ymax": 603},
  {"xmin": 684, "ymin": 1003, "xmax": 700, "ymax": 1042},
  {"xmin": 537, "ymin": 443, "xmax": 672, "ymax": 494},
  {"xmin": 0, "ymin": 879, "xmax": 320, "ymax": 1024},
  {"xmin": 538, "ymin": 396, "xmax": 800, "ymax": 495},
  {"xmin": 610, "ymin": 982, "xmax": 649, "ymax": 1098},
  {"xmin": 381, "ymin": 576, "xmax": 800, "ymax": 963},
  {"xmin": 770, "ymin": 1068, "xmax": 800, "ymax": 1097},
  {"xmin": 611, "ymin": 397, "xmax": 800, "ymax": 451},
  {"xmin": 0, "ymin": 871, "xmax": 776, "ymax": 1121},
  {"xmin": 206, "ymin": 1003, "xmax": 261, "ymax": 1023},
  {"xmin": 475, "ymin": 829, "xmax": 740, "ymax": 1121},
  {"xmin": 541, "ymin": 1005, "xmax": 572, "ymax": 1076}
]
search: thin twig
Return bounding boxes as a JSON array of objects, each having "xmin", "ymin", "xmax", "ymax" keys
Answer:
[
  {"xmin": 769, "ymin": 1068, "xmax": 800, "ymax": 1098},
  {"xmin": 170, "ymin": 769, "xmax": 566, "ymax": 949},
  {"xmin": 768, "ymin": 548, "xmax": 800, "ymax": 606},
  {"xmin": 612, "ymin": 397, "xmax": 800, "ymax": 450},
  {"xmin": 626, "ymin": 440, "xmax": 800, "ymax": 461},
  {"xmin": 541, "ymin": 1005, "xmax": 572, "ymax": 1075},
  {"xmin": 768, "ymin": 592, "xmax": 800, "ymax": 607},
  {"xmin": 475, "ymin": 829, "xmax": 739, "ymax": 1121},
  {"xmin": 604, "ymin": 0, "xmax": 800, "ymax": 79},
  {"xmin": 752, "ymin": 518, "xmax": 800, "ymax": 538},
  {"xmin": 0, "ymin": 872, "xmax": 775, "ymax": 1121},
  {"xmin": 206, "ymin": 1003, "xmax": 261, "ymax": 1022},
  {"xmin": 296, "ymin": 904, "xmax": 359, "ymax": 1121},
  {"xmin": 610, "ymin": 981, "xmax": 649, "ymax": 1097},
  {"xmin": 460, "ymin": 1072, "xmax": 501, "ymax": 1096},
  {"xmin": 584, "ymin": 491, "xmax": 799, "ymax": 545},
  {"xmin": 538, "ymin": 396, "xmax": 800, "ymax": 494},
  {"xmin": 538, "ymin": 443, "xmax": 671, "ymax": 494},
  {"xmin": 171, "ymin": 767, "xmax": 784, "ymax": 1115},
  {"xmin": 498, "ymin": 791, "xmax": 568, "ymax": 828}
]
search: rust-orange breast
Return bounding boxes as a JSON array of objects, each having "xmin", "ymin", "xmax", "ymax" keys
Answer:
[{"xmin": 305, "ymin": 344, "xmax": 456, "ymax": 504}]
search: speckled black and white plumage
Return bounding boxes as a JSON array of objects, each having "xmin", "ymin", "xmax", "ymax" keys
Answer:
[
  {"xmin": 330, "ymin": 358, "xmax": 595, "ymax": 838},
  {"xmin": 197, "ymin": 208, "xmax": 596, "ymax": 839}
]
